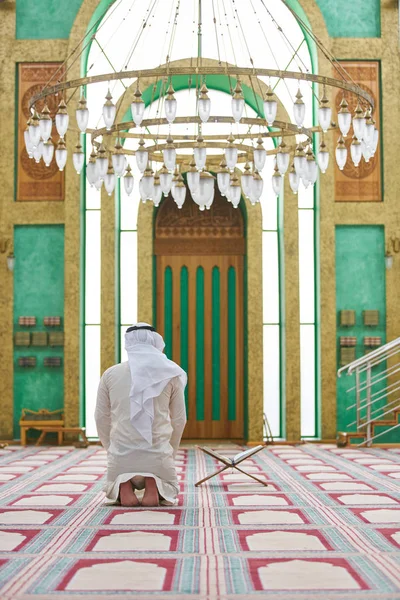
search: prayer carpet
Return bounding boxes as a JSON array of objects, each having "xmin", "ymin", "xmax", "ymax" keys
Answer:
[{"xmin": 0, "ymin": 443, "xmax": 399, "ymax": 599}]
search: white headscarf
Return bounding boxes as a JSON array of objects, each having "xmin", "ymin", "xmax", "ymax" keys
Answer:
[{"xmin": 125, "ymin": 322, "xmax": 187, "ymax": 445}]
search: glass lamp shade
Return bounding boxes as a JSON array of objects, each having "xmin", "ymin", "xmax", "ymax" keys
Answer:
[
  {"xmin": 385, "ymin": 252, "xmax": 394, "ymax": 270},
  {"xmin": 263, "ymin": 86, "xmax": 277, "ymax": 126},
  {"xmin": 353, "ymin": 115, "xmax": 366, "ymax": 141},
  {"xmin": 350, "ymin": 137, "xmax": 362, "ymax": 167},
  {"xmin": 252, "ymin": 171, "xmax": 263, "ymax": 200},
  {"xmin": 293, "ymin": 90, "xmax": 306, "ymax": 128},
  {"xmin": 76, "ymin": 102, "xmax": 89, "ymax": 132},
  {"xmin": 55, "ymin": 109, "xmax": 69, "ymax": 138},
  {"xmin": 24, "ymin": 129, "xmax": 34, "ymax": 157},
  {"xmin": 338, "ymin": 98, "xmax": 352, "ymax": 137},
  {"xmin": 241, "ymin": 172, "xmax": 253, "ymax": 198},
  {"xmin": 254, "ymin": 141, "xmax": 266, "ymax": 172},
  {"xmin": 55, "ymin": 139, "xmax": 67, "ymax": 171},
  {"xmin": 73, "ymin": 147, "xmax": 85, "ymax": 174},
  {"xmin": 136, "ymin": 148, "xmax": 148, "ymax": 173},
  {"xmin": 187, "ymin": 170, "xmax": 200, "ymax": 195},
  {"xmin": 173, "ymin": 181, "xmax": 187, "ymax": 208},
  {"xmin": 141, "ymin": 170, "xmax": 155, "ymax": 199},
  {"xmin": 205, "ymin": 188, "xmax": 215, "ymax": 210},
  {"xmin": 163, "ymin": 146, "xmax": 176, "ymax": 171},
  {"xmin": 112, "ymin": 152, "xmax": 127, "ymax": 177},
  {"xmin": 104, "ymin": 170, "xmax": 116, "ymax": 196},
  {"xmin": 371, "ymin": 128, "xmax": 379, "ymax": 156},
  {"xmin": 42, "ymin": 140, "xmax": 54, "ymax": 167},
  {"xmin": 39, "ymin": 115, "xmax": 52, "ymax": 142},
  {"xmin": 165, "ymin": 90, "xmax": 177, "ymax": 123},
  {"xmin": 123, "ymin": 165, "xmax": 134, "ymax": 196},
  {"xmin": 362, "ymin": 141, "xmax": 372, "ymax": 163},
  {"xmin": 317, "ymin": 144, "xmax": 330, "ymax": 173},
  {"xmin": 6, "ymin": 253, "xmax": 15, "ymax": 272},
  {"xmin": 153, "ymin": 176, "xmax": 163, "ymax": 207},
  {"xmin": 195, "ymin": 172, "xmax": 215, "ymax": 207},
  {"xmin": 29, "ymin": 118, "xmax": 41, "ymax": 148},
  {"xmin": 308, "ymin": 159, "xmax": 318, "ymax": 185},
  {"xmin": 335, "ymin": 137, "xmax": 347, "ymax": 170},
  {"xmin": 33, "ymin": 141, "xmax": 43, "ymax": 163},
  {"xmin": 159, "ymin": 169, "xmax": 173, "ymax": 195},
  {"xmin": 194, "ymin": 145, "xmax": 207, "ymax": 171},
  {"xmin": 232, "ymin": 97, "xmax": 244, "ymax": 123},
  {"xmin": 139, "ymin": 178, "xmax": 147, "ymax": 201},
  {"xmin": 131, "ymin": 99, "xmax": 145, "ymax": 126},
  {"xmin": 276, "ymin": 147, "xmax": 290, "ymax": 175},
  {"xmin": 228, "ymin": 176, "xmax": 241, "ymax": 208},
  {"xmin": 289, "ymin": 165, "xmax": 300, "ymax": 194},
  {"xmin": 272, "ymin": 168, "xmax": 283, "ymax": 197},
  {"xmin": 293, "ymin": 154, "xmax": 306, "ymax": 178},
  {"xmin": 318, "ymin": 106, "xmax": 332, "ymax": 133},
  {"xmin": 96, "ymin": 155, "xmax": 109, "ymax": 180},
  {"xmin": 301, "ymin": 172, "xmax": 310, "ymax": 188},
  {"xmin": 198, "ymin": 97, "xmax": 211, "ymax": 123},
  {"xmin": 86, "ymin": 159, "xmax": 97, "ymax": 186},
  {"xmin": 364, "ymin": 120, "xmax": 375, "ymax": 145},
  {"xmin": 225, "ymin": 145, "xmax": 238, "ymax": 170},
  {"xmin": 217, "ymin": 170, "xmax": 230, "ymax": 195},
  {"xmin": 94, "ymin": 178, "xmax": 103, "ymax": 191},
  {"xmin": 103, "ymin": 90, "xmax": 116, "ymax": 130}
]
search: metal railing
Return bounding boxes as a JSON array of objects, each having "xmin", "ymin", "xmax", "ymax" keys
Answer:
[{"xmin": 337, "ymin": 337, "xmax": 400, "ymax": 446}]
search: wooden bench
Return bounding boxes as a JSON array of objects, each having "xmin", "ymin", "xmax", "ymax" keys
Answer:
[
  {"xmin": 32, "ymin": 426, "xmax": 89, "ymax": 447},
  {"xmin": 19, "ymin": 409, "xmax": 64, "ymax": 446}
]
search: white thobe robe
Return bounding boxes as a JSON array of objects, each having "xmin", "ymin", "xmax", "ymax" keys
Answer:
[{"xmin": 95, "ymin": 361, "xmax": 186, "ymax": 505}]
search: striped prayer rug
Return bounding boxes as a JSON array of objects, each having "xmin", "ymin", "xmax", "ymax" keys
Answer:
[{"xmin": 0, "ymin": 443, "xmax": 399, "ymax": 599}]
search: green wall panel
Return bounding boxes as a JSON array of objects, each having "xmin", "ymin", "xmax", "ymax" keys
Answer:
[
  {"xmin": 212, "ymin": 267, "xmax": 221, "ymax": 421},
  {"xmin": 13, "ymin": 225, "xmax": 65, "ymax": 438},
  {"xmin": 315, "ymin": 0, "xmax": 380, "ymax": 38},
  {"xmin": 164, "ymin": 266, "xmax": 173, "ymax": 359},
  {"xmin": 16, "ymin": 0, "xmax": 84, "ymax": 40},
  {"xmin": 196, "ymin": 267, "xmax": 205, "ymax": 421},
  {"xmin": 228, "ymin": 266, "xmax": 237, "ymax": 421},
  {"xmin": 335, "ymin": 226, "xmax": 386, "ymax": 434},
  {"xmin": 180, "ymin": 266, "xmax": 189, "ymax": 415}
]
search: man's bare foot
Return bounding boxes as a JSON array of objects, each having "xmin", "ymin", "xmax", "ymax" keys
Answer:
[
  {"xmin": 141, "ymin": 477, "xmax": 160, "ymax": 507},
  {"xmin": 119, "ymin": 480, "xmax": 140, "ymax": 507}
]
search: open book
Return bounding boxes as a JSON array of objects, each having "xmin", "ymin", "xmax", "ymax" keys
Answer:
[{"xmin": 199, "ymin": 445, "xmax": 264, "ymax": 466}]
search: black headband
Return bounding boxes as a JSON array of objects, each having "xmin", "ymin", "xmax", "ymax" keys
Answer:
[{"xmin": 126, "ymin": 325, "xmax": 156, "ymax": 333}]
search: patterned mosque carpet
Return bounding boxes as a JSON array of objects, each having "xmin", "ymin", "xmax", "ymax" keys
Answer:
[{"xmin": 0, "ymin": 444, "xmax": 400, "ymax": 600}]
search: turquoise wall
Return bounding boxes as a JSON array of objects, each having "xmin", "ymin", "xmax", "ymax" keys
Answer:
[
  {"xmin": 335, "ymin": 226, "xmax": 386, "ymax": 433},
  {"xmin": 16, "ymin": 0, "xmax": 381, "ymax": 40},
  {"xmin": 16, "ymin": 0, "xmax": 84, "ymax": 39},
  {"xmin": 13, "ymin": 225, "xmax": 65, "ymax": 438},
  {"xmin": 316, "ymin": 0, "xmax": 381, "ymax": 38}
]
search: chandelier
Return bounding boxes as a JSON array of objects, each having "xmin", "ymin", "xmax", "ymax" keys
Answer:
[{"xmin": 26, "ymin": 0, "xmax": 378, "ymax": 211}]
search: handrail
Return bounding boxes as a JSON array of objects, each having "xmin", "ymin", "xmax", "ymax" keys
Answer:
[{"xmin": 337, "ymin": 336, "xmax": 400, "ymax": 377}]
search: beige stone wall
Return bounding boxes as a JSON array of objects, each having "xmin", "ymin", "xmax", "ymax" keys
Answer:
[{"xmin": 1, "ymin": 0, "xmax": 399, "ymax": 442}]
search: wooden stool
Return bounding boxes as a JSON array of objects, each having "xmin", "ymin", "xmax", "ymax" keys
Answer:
[
  {"xmin": 32, "ymin": 426, "xmax": 89, "ymax": 447},
  {"xmin": 19, "ymin": 409, "xmax": 64, "ymax": 446}
]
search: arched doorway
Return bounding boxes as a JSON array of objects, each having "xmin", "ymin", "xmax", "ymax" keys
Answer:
[{"xmin": 154, "ymin": 190, "xmax": 246, "ymax": 440}]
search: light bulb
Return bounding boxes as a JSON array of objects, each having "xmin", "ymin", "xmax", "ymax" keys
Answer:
[
  {"xmin": 173, "ymin": 175, "xmax": 187, "ymax": 208},
  {"xmin": 335, "ymin": 135, "xmax": 347, "ymax": 170},
  {"xmin": 112, "ymin": 139, "xmax": 127, "ymax": 177},
  {"xmin": 194, "ymin": 135, "xmax": 207, "ymax": 171},
  {"xmin": 55, "ymin": 99, "xmax": 69, "ymax": 138},
  {"xmin": 241, "ymin": 162, "xmax": 253, "ymax": 198},
  {"xmin": 225, "ymin": 134, "xmax": 238, "ymax": 170},
  {"xmin": 317, "ymin": 139, "xmax": 329, "ymax": 173},
  {"xmin": 263, "ymin": 86, "xmax": 277, "ymax": 126},
  {"xmin": 159, "ymin": 164, "xmax": 173, "ymax": 195},
  {"xmin": 29, "ymin": 112, "xmax": 41, "ymax": 147},
  {"xmin": 293, "ymin": 88, "xmax": 305, "ymax": 128},
  {"xmin": 39, "ymin": 105, "xmax": 52, "ymax": 142},
  {"xmin": 123, "ymin": 164, "xmax": 134, "ymax": 196},
  {"xmin": 135, "ymin": 138, "xmax": 148, "ymax": 173},
  {"xmin": 72, "ymin": 140, "xmax": 85, "ymax": 174},
  {"xmin": 187, "ymin": 159, "xmax": 200, "ymax": 195},
  {"xmin": 164, "ymin": 83, "xmax": 177, "ymax": 124},
  {"xmin": 217, "ymin": 158, "xmax": 230, "ymax": 195},
  {"xmin": 293, "ymin": 143, "xmax": 306, "ymax": 177},
  {"xmin": 131, "ymin": 83, "xmax": 145, "ymax": 126},
  {"xmin": 252, "ymin": 170, "xmax": 263, "ymax": 201},
  {"xmin": 192, "ymin": 171, "xmax": 214, "ymax": 209},
  {"xmin": 104, "ymin": 164, "xmax": 116, "ymax": 196},
  {"xmin": 276, "ymin": 139, "xmax": 290, "ymax": 175},
  {"xmin": 232, "ymin": 80, "xmax": 244, "ymax": 123},
  {"xmin": 141, "ymin": 164, "xmax": 154, "ymax": 198},
  {"xmin": 76, "ymin": 94, "xmax": 89, "ymax": 132},
  {"xmin": 350, "ymin": 136, "xmax": 362, "ymax": 167},
  {"xmin": 229, "ymin": 173, "xmax": 241, "ymax": 208},
  {"xmin": 42, "ymin": 139, "xmax": 54, "ymax": 167},
  {"xmin": 338, "ymin": 98, "xmax": 352, "ymax": 137},
  {"xmin": 289, "ymin": 164, "xmax": 299, "ymax": 194},
  {"xmin": 163, "ymin": 135, "xmax": 176, "ymax": 171},
  {"xmin": 55, "ymin": 138, "xmax": 67, "ymax": 171},
  {"xmin": 103, "ymin": 89, "xmax": 116, "ymax": 131},
  {"xmin": 86, "ymin": 150, "xmax": 97, "ymax": 186},
  {"xmin": 198, "ymin": 82, "xmax": 211, "ymax": 123},
  {"xmin": 253, "ymin": 137, "xmax": 266, "ymax": 171}
]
